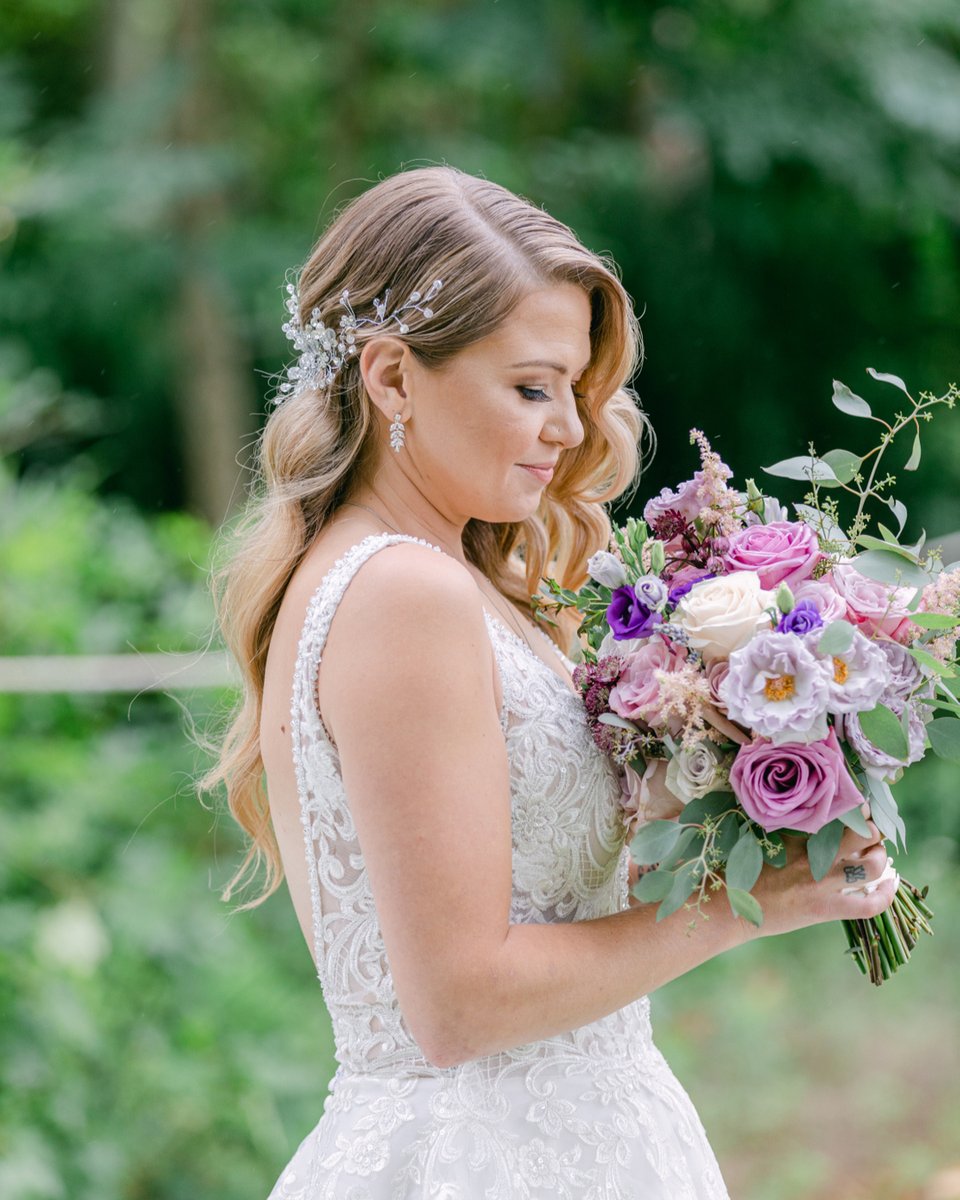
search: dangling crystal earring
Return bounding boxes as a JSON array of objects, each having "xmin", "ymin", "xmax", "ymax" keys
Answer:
[{"xmin": 389, "ymin": 413, "xmax": 406, "ymax": 453}]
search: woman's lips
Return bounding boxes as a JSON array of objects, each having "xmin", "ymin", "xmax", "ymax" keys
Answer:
[{"xmin": 519, "ymin": 464, "xmax": 555, "ymax": 484}]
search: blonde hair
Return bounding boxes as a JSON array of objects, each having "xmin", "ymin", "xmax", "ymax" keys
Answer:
[{"xmin": 202, "ymin": 165, "xmax": 653, "ymax": 904}]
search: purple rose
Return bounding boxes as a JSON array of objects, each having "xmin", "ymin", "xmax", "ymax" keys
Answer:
[
  {"xmin": 729, "ymin": 726, "xmax": 863, "ymax": 834},
  {"xmin": 776, "ymin": 599, "xmax": 824, "ymax": 636},
  {"xmin": 607, "ymin": 586, "xmax": 663, "ymax": 640},
  {"xmin": 723, "ymin": 521, "xmax": 822, "ymax": 590}
]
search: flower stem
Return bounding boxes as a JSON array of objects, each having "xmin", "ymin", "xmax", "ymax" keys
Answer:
[{"xmin": 841, "ymin": 876, "xmax": 933, "ymax": 985}]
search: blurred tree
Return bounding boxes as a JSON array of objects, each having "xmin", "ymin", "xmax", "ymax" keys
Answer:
[{"xmin": 2, "ymin": 0, "xmax": 957, "ymax": 524}]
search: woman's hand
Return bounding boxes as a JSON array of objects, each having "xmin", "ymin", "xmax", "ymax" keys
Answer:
[{"xmin": 751, "ymin": 807, "xmax": 898, "ymax": 939}]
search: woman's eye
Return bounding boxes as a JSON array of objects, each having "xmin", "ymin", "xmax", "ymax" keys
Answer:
[{"xmin": 518, "ymin": 386, "xmax": 550, "ymax": 401}]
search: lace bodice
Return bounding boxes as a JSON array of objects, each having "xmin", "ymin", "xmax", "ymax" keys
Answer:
[
  {"xmin": 276, "ymin": 532, "xmax": 729, "ymax": 1198},
  {"xmin": 291, "ymin": 534, "xmax": 637, "ymax": 1077}
]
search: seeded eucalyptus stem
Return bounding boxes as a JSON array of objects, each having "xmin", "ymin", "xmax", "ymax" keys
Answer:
[{"xmin": 842, "ymin": 877, "xmax": 934, "ymax": 986}]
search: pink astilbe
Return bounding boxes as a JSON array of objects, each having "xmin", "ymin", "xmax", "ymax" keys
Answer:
[
  {"xmin": 689, "ymin": 428, "xmax": 747, "ymax": 538},
  {"xmin": 915, "ymin": 566, "xmax": 960, "ymax": 663},
  {"xmin": 641, "ymin": 661, "xmax": 713, "ymax": 749}
]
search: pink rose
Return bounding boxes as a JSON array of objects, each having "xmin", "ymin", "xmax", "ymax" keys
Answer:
[
  {"xmin": 830, "ymin": 563, "xmax": 918, "ymax": 642},
  {"xmin": 729, "ymin": 726, "xmax": 863, "ymax": 834},
  {"xmin": 722, "ymin": 521, "xmax": 822, "ymax": 590},
  {"xmin": 621, "ymin": 758, "xmax": 685, "ymax": 832},
  {"xmin": 705, "ymin": 658, "xmax": 730, "ymax": 712},
  {"xmin": 791, "ymin": 575, "xmax": 848, "ymax": 624},
  {"xmin": 609, "ymin": 635, "xmax": 688, "ymax": 724}
]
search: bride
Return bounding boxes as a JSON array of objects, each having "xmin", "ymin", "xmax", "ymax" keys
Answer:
[{"xmin": 205, "ymin": 165, "xmax": 897, "ymax": 1197}]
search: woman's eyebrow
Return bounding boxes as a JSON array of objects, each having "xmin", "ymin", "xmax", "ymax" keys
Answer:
[{"xmin": 508, "ymin": 358, "xmax": 591, "ymax": 375}]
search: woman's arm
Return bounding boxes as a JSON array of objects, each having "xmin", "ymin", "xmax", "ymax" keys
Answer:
[{"xmin": 320, "ymin": 543, "xmax": 895, "ymax": 1069}]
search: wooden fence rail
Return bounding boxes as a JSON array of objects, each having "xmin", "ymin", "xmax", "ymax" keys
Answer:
[{"xmin": 0, "ymin": 651, "xmax": 236, "ymax": 694}]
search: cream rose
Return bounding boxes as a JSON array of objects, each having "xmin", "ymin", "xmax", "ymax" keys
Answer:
[
  {"xmin": 665, "ymin": 739, "xmax": 732, "ymax": 803},
  {"xmin": 673, "ymin": 571, "xmax": 775, "ymax": 661}
]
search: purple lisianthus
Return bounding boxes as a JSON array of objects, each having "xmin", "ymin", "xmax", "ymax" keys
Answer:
[
  {"xmin": 607, "ymin": 586, "xmax": 663, "ymax": 640},
  {"xmin": 803, "ymin": 626, "xmax": 892, "ymax": 716},
  {"xmin": 776, "ymin": 598, "xmax": 824, "ymax": 636},
  {"xmin": 718, "ymin": 630, "xmax": 833, "ymax": 744},
  {"xmin": 729, "ymin": 726, "xmax": 863, "ymax": 834},
  {"xmin": 668, "ymin": 572, "xmax": 716, "ymax": 608}
]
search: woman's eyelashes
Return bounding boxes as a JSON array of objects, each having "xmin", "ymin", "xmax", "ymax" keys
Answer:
[{"xmin": 517, "ymin": 384, "xmax": 585, "ymax": 402}]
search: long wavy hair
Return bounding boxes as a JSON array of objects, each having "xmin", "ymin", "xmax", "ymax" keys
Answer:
[{"xmin": 201, "ymin": 165, "xmax": 654, "ymax": 905}]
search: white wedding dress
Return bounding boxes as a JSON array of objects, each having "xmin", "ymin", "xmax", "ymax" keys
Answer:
[{"xmin": 268, "ymin": 534, "xmax": 730, "ymax": 1199}]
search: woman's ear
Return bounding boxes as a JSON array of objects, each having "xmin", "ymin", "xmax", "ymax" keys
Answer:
[{"xmin": 359, "ymin": 335, "xmax": 411, "ymax": 423}]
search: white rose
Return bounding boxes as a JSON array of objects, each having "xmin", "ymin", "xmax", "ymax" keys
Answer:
[
  {"xmin": 673, "ymin": 571, "xmax": 775, "ymax": 661},
  {"xmin": 598, "ymin": 630, "xmax": 647, "ymax": 660},
  {"xmin": 665, "ymin": 740, "xmax": 731, "ymax": 802},
  {"xmin": 587, "ymin": 550, "xmax": 627, "ymax": 589}
]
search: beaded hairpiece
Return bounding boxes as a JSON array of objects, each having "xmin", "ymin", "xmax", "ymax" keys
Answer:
[{"xmin": 272, "ymin": 276, "xmax": 443, "ymax": 404}]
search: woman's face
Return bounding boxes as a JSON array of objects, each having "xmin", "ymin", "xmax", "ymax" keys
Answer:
[{"xmin": 403, "ymin": 283, "xmax": 592, "ymax": 525}]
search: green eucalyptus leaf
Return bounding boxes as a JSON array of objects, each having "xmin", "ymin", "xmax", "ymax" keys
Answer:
[
  {"xmin": 762, "ymin": 456, "xmax": 838, "ymax": 483},
  {"xmin": 656, "ymin": 861, "xmax": 701, "ymax": 922},
  {"xmin": 715, "ymin": 812, "xmax": 743, "ymax": 858},
  {"xmin": 905, "ymin": 645, "xmax": 957, "ymax": 678},
  {"xmin": 807, "ymin": 818, "xmax": 844, "ymax": 881},
  {"xmin": 832, "ymin": 380, "xmax": 872, "ymax": 418},
  {"xmin": 838, "ymin": 806, "xmax": 872, "ymax": 837},
  {"xmin": 598, "ymin": 712, "xmax": 641, "ymax": 732},
  {"xmin": 866, "ymin": 368, "xmax": 911, "ymax": 397},
  {"xmin": 657, "ymin": 826, "xmax": 703, "ymax": 872},
  {"xmin": 821, "ymin": 448, "xmax": 862, "ymax": 484},
  {"xmin": 632, "ymin": 869, "xmax": 675, "ymax": 903},
  {"xmin": 793, "ymin": 503, "xmax": 847, "ymax": 547},
  {"xmin": 876, "ymin": 523, "xmax": 899, "ymax": 545},
  {"xmin": 762, "ymin": 832, "xmax": 787, "ymax": 868},
  {"xmin": 885, "ymin": 497, "xmax": 908, "ymax": 537},
  {"xmin": 905, "ymin": 428, "xmax": 922, "ymax": 471},
  {"xmin": 919, "ymin": 695, "xmax": 960, "ymax": 717},
  {"xmin": 816, "ymin": 620, "xmax": 855, "ymax": 656},
  {"xmin": 909, "ymin": 612, "xmax": 960, "ymax": 630},
  {"xmin": 679, "ymin": 792, "xmax": 738, "ymax": 826},
  {"xmin": 726, "ymin": 887, "xmax": 764, "ymax": 927},
  {"xmin": 850, "ymin": 550, "xmax": 931, "ymax": 589},
  {"xmin": 855, "ymin": 535, "xmax": 920, "ymax": 561},
  {"xmin": 860, "ymin": 772, "xmax": 906, "ymax": 849},
  {"xmin": 859, "ymin": 703, "xmax": 910, "ymax": 759},
  {"xmin": 725, "ymin": 827, "xmax": 764, "ymax": 892},
  {"xmin": 927, "ymin": 717, "xmax": 960, "ymax": 763},
  {"xmin": 630, "ymin": 819, "xmax": 683, "ymax": 866}
]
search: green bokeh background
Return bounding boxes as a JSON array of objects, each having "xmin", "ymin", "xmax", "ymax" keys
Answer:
[{"xmin": 2, "ymin": 2, "xmax": 959, "ymax": 1197}]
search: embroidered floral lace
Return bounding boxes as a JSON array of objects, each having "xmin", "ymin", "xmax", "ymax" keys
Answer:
[{"xmin": 268, "ymin": 534, "xmax": 729, "ymax": 1199}]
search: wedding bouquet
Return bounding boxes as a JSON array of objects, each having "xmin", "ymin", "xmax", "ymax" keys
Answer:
[{"xmin": 539, "ymin": 372, "xmax": 958, "ymax": 984}]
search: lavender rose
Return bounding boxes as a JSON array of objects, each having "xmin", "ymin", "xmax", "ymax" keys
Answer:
[
  {"xmin": 643, "ymin": 473, "xmax": 704, "ymax": 525},
  {"xmin": 776, "ymin": 598, "xmax": 824, "ymax": 636},
  {"xmin": 719, "ymin": 630, "xmax": 833, "ymax": 744},
  {"xmin": 729, "ymin": 726, "xmax": 863, "ymax": 834},
  {"xmin": 722, "ymin": 520, "xmax": 822, "ymax": 590},
  {"xmin": 837, "ymin": 704, "xmax": 928, "ymax": 782},
  {"xmin": 607, "ymin": 585, "xmax": 663, "ymax": 640},
  {"xmin": 875, "ymin": 639, "xmax": 935, "ymax": 709}
]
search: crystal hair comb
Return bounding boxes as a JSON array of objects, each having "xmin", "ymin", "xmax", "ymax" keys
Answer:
[{"xmin": 272, "ymin": 276, "xmax": 443, "ymax": 404}]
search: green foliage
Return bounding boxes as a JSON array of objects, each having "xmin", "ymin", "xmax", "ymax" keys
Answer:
[{"xmin": 0, "ymin": 476, "xmax": 334, "ymax": 1199}]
